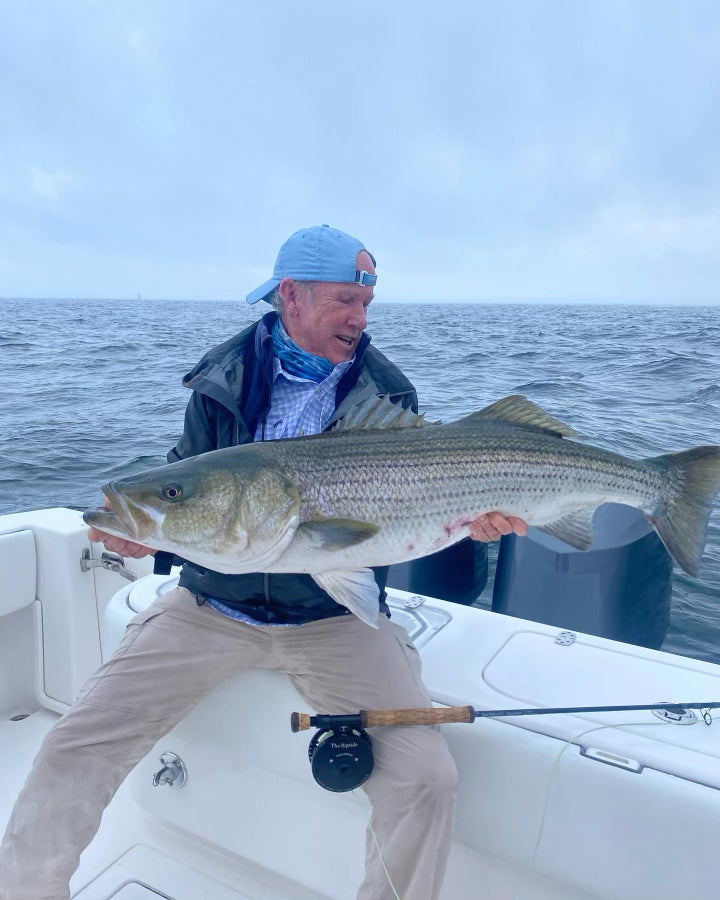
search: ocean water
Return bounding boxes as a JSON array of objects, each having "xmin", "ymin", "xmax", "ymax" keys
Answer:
[{"xmin": 1, "ymin": 298, "xmax": 719, "ymax": 663}]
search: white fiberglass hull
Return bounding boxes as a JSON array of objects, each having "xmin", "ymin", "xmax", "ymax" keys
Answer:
[{"xmin": 2, "ymin": 508, "xmax": 720, "ymax": 900}]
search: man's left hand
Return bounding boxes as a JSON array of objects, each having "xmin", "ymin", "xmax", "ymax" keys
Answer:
[{"xmin": 469, "ymin": 512, "xmax": 528, "ymax": 542}]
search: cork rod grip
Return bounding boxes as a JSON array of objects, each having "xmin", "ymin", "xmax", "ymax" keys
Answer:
[{"xmin": 360, "ymin": 706, "xmax": 475, "ymax": 728}]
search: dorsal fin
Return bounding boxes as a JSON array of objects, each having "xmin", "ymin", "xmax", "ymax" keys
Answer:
[
  {"xmin": 458, "ymin": 395, "xmax": 578, "ymax": 438},
  {"xmin": 332, "ymin": 394, "xmax": 437, "ymax": 432}
]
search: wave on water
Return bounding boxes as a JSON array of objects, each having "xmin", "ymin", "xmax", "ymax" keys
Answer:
[
  {"xmin": 95, "ymin": 342, "xmax": 147, "ymax": 353},
  {"xmin": 622, "ymin": 355, "xmax": 704, "ymax": 377},
  {"xmin": 0, "ymin": 457, "xmax": 59, "ymax": 478},
  {"xmin": 687, "ymin": 385, "xmax": 720, "ymax": 403},
  {"xmin": 101, "ymin": 455, "xmax": 169, "ymax": 478},
  {"xmin": 0, "ymin": 340, "xmax": 36, "ymax": 350},
  {"xmin": 508, "ymin": 350, "xmax": 542, "ymax": 360},
  {"xmin": 513, "ymin": 374, "xmax": 586, "ymax": 393}
]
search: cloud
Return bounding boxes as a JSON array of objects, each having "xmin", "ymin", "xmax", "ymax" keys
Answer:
[
  {"xmin": 0, "ymin": 0, "xmax": 719, "ymax": 301},
  {"xmin": 27, "ymin": 166, "xmax": 80, "ymax": 202}
]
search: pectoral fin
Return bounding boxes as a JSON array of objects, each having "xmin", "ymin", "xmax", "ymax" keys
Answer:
[
  {"xmin": 537, "ymin": 507, "xmax": 597, "ymax": 550},
  {"xmin": 312, "ymin": 568, "xmax": 381, "ymax": 627},
  {"xmin": 298, "ymin": 519, "xmax": 380, "ymax": 551}
]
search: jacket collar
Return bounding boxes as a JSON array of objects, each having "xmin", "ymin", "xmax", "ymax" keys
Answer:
[{"xmin": 181, "ymin": 311, "xmax": 376, "ymax": 431}]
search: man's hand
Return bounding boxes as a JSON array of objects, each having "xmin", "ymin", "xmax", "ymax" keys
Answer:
[
  {"xmin": 86, "ymin": 498, "xmax": 155, "ymax": 559},
  {"xmin": 86, "ymin": 525, "xmax": 155, "ymax": 559},
  {"xmin": 468, "ymin": 512, "xmax": 528, "ymax": 543}
]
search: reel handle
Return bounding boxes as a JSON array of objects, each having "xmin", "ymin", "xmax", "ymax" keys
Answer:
[{"xmin": 291, "ymin": 705, "xmax": 475, "ymax": 733}]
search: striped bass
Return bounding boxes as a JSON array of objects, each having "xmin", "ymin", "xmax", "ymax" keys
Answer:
[{"xmin": 84, "ymin": 395, "xmax": 720, "ymax": 626}]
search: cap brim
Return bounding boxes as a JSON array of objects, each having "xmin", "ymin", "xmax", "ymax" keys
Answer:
[{"xmin": 246, "ymin": 277, "xmax": 280, "ymax": 305}]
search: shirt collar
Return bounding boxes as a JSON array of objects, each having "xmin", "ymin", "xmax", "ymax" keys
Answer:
[{"xmin": 272, "ymin": 355, "xmax": 354, "ymax": 384}]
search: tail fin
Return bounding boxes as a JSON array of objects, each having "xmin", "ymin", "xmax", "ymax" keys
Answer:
[{"xmin": 648, "ymin": 446, "xmax": 720, "ymax": 577}]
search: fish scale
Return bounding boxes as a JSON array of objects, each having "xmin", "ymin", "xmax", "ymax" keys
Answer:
[{"xmin": 278, "ymin": 433, "xmax": 656, "ymax": 534}]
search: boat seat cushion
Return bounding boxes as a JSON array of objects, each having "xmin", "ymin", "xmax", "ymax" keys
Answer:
[{"xmin": 0, "ymin": 530, "xmax": 37, "ymax": 615}]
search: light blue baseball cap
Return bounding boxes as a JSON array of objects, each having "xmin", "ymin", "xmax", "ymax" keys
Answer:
[{"xmin": 246, "ymin": 224, "xmax": 377, "ymax": 304}]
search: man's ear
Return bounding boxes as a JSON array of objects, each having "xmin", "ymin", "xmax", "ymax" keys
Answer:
[{"xmin": 279, "ymin": 277, "xmax": 300, "ymax": 314}]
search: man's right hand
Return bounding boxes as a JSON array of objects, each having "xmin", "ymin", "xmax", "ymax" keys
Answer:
[
  {"xmin": 86, "ymin": 525, "xmax": 155, "ymax": 559},
  {"xmin": 86, "ymin": 498, "xmax": 155, "ymax": 559}
]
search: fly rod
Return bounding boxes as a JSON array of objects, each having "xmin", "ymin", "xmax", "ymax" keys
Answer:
[
  {"xmin": 293, "ymin": 701, "xmax": 720, "ymax": 792},
  {"xmin": 291, "ymin": 700, "xmax": 720, "ymax": 733}
]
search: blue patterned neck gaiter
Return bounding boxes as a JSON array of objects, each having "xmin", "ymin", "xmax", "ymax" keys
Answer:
[{"xmin": 271, "ymin": 319, "xmax": 335, "ymax": 383}]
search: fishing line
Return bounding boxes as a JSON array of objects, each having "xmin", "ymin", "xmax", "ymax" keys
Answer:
[
  {"xmin": 349, "ymin": 721, "xmax": 677, "ymax": 900},
  {"xmin": 351, "ymin": 791, "xmax": 402, "ymax": 900},
  {"xmin": 529, "ymin": 719, "xmax": 673, "ymax": 862}
]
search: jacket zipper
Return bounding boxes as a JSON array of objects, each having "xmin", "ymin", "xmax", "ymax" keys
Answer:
[
  {"xmin": 264, "ymin": 573, "xmax": 271, "ymax": 611},
  {"xmin": 237, "ymin": 418, "xmax": 266, "ymax": 444}
]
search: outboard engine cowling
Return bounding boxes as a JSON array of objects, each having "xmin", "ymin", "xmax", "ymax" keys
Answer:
[{"xmin": 492, "ymin": 503, "xmax": 673, "ymax": 649}]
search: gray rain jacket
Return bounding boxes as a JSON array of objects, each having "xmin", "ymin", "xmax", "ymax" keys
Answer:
[{"xmin": 156, "ymin": 311, "xmax": 417, "ymax": 624}]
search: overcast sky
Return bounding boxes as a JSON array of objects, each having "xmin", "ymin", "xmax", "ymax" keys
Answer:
[{"xmin": 1, "ymin": 0, "xmax": 719, "ymax": 303}]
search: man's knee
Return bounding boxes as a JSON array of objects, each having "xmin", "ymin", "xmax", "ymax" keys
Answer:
[
  {"xmin": 371, "ymin": 730, "xmax": 457, "ymax": 802},
  {"xmin": 415, "ymin": 742, "xmax": 458, "ymax": 801},
  {"xmin": 37, "ymin": 699, "xmax": 159, "ymax": 770}
]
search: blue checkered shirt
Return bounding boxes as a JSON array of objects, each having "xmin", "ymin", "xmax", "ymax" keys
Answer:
[
  {"xmin": 206, "ymin": 354, "xmax": 355, "ymax": 627},
  {"xmin": 253, "ymin": 356, "xmax": 354, "ymax": 441}
]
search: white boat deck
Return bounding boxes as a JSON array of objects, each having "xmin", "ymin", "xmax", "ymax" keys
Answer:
[
  {"xmin": 3, "ymin": 707, "xmax": 600, "ymax": 900},
  {"xmin": 2, "ymin": 509, "xmax": 720, "ymax": 900}
]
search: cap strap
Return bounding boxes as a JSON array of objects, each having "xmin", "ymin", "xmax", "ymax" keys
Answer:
[{"xmin": 354, "ymin": 270, "xmax": 377, "ymax": 286}]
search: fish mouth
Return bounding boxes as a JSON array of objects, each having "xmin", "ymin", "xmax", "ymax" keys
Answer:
[
  {"xmin": 104, "ymin": 483, "xmax": 140, "ymax": 540},
  {"xmin": 82, "ymin": 505, "xmax": 128, "ymax": 537},
  {"xmin": 82, "ymin": 483, "xmax": 141, "ymax": 542}
]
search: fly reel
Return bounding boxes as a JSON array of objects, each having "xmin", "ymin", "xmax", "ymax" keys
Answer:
[{"xmin": 307, "ymin": 725, "xmax": 374, "ymax": 792}]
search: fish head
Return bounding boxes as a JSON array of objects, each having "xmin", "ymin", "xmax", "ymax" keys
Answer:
[{"xmin": 83, "ymin": 450, "xmax": 302, "ymax": 571}]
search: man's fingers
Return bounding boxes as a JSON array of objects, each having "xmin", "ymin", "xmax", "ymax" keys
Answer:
[
  {"xmin": 468, "ymin": 512, "xmax": 529, "ymax": 543},
  {"xmin": 485, "ymin": 512, "xmax": 514, "ymax": 536},
  {"xmin": 120, "ymin": 544, "xmax": 153, "ymax": 559},
  {"xmin": 87, "ymin": 527, "xmax": 153, "ymax": 559},
  {"xmin": 507, "ymin": 516, "xmax": 529, "ymax": 536},
  {"xmin": 108, "ymin": 538, "xmax": 154, "ymax": 558},
  {"xmin": 468, "ymin": 516, "xmax": 501, "ymax": 542}
]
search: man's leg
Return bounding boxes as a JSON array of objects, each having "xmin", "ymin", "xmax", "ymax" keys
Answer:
[
  {"xmin": 279, "ymin": 615, "xmax": 457, "ymax": 900},
  {"xmin": 0, "ymin": 588, "xmax": 269, "ymax": 900}
]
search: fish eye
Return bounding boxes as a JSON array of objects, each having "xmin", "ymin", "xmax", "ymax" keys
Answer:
[{"xmin": 163, "ymin": 483, "xmax": 183, "ymax": 501}]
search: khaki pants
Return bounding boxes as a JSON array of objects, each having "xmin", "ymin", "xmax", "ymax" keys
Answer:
[{"xmin": 0, "ymin": 588, "xmax": 456, "ymax": 900}]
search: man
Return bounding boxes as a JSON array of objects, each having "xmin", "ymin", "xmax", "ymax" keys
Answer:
[{"xmin": 0, "ymin": 225, "xmax": 526, "ymax": 900}]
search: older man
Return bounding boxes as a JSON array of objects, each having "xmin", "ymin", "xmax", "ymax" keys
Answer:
[{"xmin": 0, "ymin": 225, "xmax": 526, "ymax": 900}]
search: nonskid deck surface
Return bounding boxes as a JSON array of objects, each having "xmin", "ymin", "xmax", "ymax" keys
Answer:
[
  {"xmin": 71, "ymin": 846, "xmax": 334, "ymax": 900},
  {"xmin": 1, "ymin": 708, "xmax": 601, "ymax": 900},
  {"xmin": 0, "ymin": 712, "xmax": 333, "ymax": 900},
  {"xmin": 73, "ymin": 846, "xmax": 601, "ymax": 900},
  {"xmin": 0, "ymin": 709, "xmax": 57, "ymax": 814}
]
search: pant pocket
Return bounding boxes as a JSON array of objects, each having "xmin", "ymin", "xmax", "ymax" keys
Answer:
[
  {"xmin": 393, "ymin": 634, "xmax": 431, "ymax": 705},
  {"xmin": 127, "ymin": 605, "xmax": 165, "ymax": 628}
]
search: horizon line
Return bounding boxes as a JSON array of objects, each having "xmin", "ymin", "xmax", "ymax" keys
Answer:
[{"xmin": 0, "ymin": 296, "xmax": 717, "ymax": 307}]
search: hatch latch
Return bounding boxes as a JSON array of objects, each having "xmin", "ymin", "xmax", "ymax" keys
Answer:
[{"xmin": 80, "ymin": 548, "xmax": 137, "ymax": 583}]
